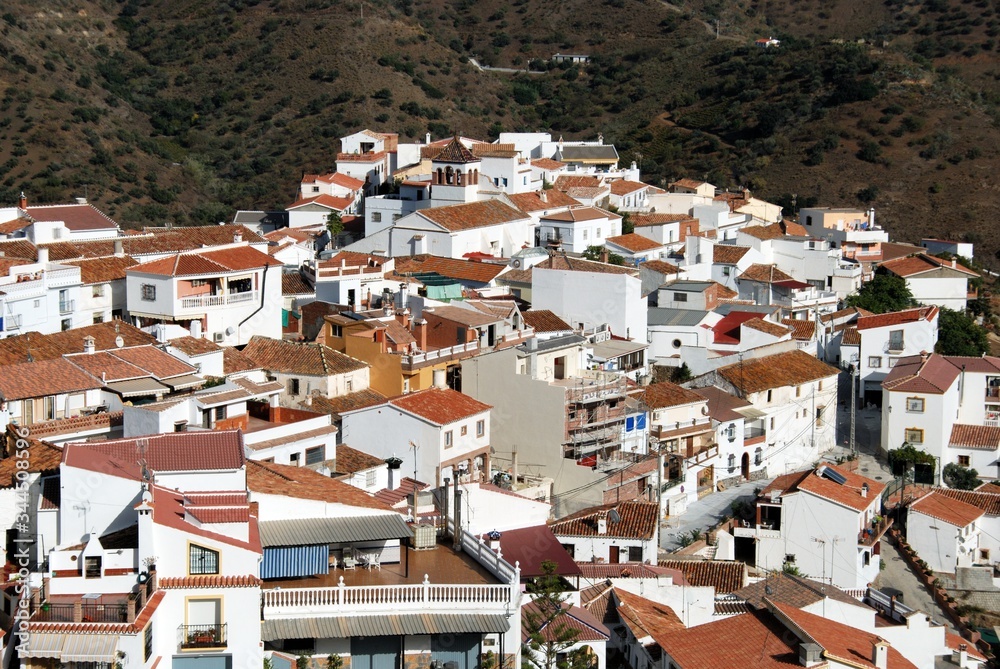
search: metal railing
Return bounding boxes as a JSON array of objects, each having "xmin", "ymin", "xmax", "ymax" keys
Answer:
[
  {"xmin": 58, "ymin": 299, "xmax": 75, "ymax": 314},
  {"xmin": 859, "ymin": 517, "xmax": 893, "ymax": 547},
  {"xmin": 178, "ymin": 623, "xmax": 228, "ymax": 649},
  {"xmin": 180, "ymin": 291, "xmax": 258, "ymax": 310},
  {"xmin": 33, "ymin": 602, "xmax": 128, "ymax": 623}
]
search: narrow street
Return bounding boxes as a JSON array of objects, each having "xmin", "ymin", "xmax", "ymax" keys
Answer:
[
  {"xmin": 875, "ymin": 537, "xmax": 957, "ymax": 633},
  {"xmin": 660, "ymin": 476, "xmax": 770, "ymax": 550}
]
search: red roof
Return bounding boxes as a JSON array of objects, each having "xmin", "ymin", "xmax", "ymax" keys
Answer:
[
  {"xmin": 129, "ymin": 246, "xmax": 281, "ymax": 277},
  {"xmin": 549, "ymin": 501, "xmax": 658, "ymax": 540},
  {"xmin": 881, "ymin": 253, "xmax": 979, "ymax": 278},
  {"xmin": 909, "ymin": 491, "xmax": 984, "ymax": 528},
  {"xmin": 148, "ymin": 484, "xmax": 260, "ymax": 554},
  {"xmin": 609, "ymin": 180, "xmax": 648, "ymax": 196},
  {"xmin": 387, "ymin": 387, "xmax": 491, "ymax": 425},
  {"xmin": 494, "ymin": 525, "xmax": 581, "ymax": 578},
  {"xmin": 159, "ymin": 575, "xmax": 262, "ymax": 588},
  {"xmin": 764, "ymin": 464, "xmax": 884, "ymax": 512},
  {"xmin": 247, "ymin": 460, "xmax": 390, "ymax": 510},
  {"xmin": 62, "ymin": 431, "xmax": 246, "ymax": 479},
  {"xmin": 949, "ymin": 423, "xmax": 1000, "ymax": 450},
  {"xmin": 419, "ymin": 200, "xmax": 527, "ymax": 232},
  {"xmin": 0, "ymin": 358, "xmax": 102, "ymax": 400},
  {"xmin": 287, "ymin": 193, "xmax": 355, "ymax": 211},
  {"xmin": 614, "ymin": 587, "xmax": 684, "ymax": 644},
  {"xmin": 655, "ymin": 608, "xmax": 800, "ymax": 669},
  {"xmin": 301, "ymin": 172, "xmax": 365, "ymax": 191},
  {"xmin": 712, "ymin": 311, "xmax": 770, "ymax": 345},
  {"xmin": 26, "ymin": 203, "xmax": 118, "ymax": 231},
  {"xmin": 881, "ymin": 354, "xmax": 964, "ymax": 395},
  {"xmin": 606, "ymin": 233, "xmax": 663, "ymax": 253},
  {"xmin": 522, "ymin": 599, "xmax": 610, "ymax": 643},
  {"xmin": 856, "ymin": 306, "xmax": 938, "ymax": 331}
]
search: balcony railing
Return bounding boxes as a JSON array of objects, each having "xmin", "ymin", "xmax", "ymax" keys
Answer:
[
  {"xmin": 178, "ymin": 623, "xmax": 228, "ymax": 650},
  {"xmin": 58, "ymin": 299, "xmax": 75, "ymax": 314},
  {"xmin": 986, "ymin": 387, "xmax": 1000, "ymax": 401},
  {"xmin": 744, "ymin": 427, "xmax": 766, "ymax": 440},
  {"xmin": 859, "ymin": 517, "xmax": 892, "ymax": 547},
  {"xmin": 180, "ymin": 291, "xmax": 258, "ymax": 310},
  {"xmin": 33, "ymin": 601, "xmax": 129, "ymax": 623},
  {"xmin": 398, "ymin": 341, "xmax": 478, "ymax": 370}
]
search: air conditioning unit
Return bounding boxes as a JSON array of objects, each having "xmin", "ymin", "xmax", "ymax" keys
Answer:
[{"xmin": 213, "ymin": 332, "xmax": 224, "ymax": 343}]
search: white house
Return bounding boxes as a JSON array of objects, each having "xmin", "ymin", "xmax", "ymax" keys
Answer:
[
  {"xmin": 549, "ymin": 501, "xmax": 659, "ymax": 564},
  {"xmin": 0, "ymin": 357, "xmax": 104, "ymax": 429},
  {"xmin": 126, "ymin": 244, "xmax": 284, "ymax": 345},
  {"xmin": 536, "ymin": 207, "xmax": 622, "ymax": 253},
  {"xmin": 733, "ymin": 464, "xmax": 887, "ymax": 589},
  {"xmin": 0, "ymin": 249, "xmax": 88, "ymax": 336},
  {"xmin": 608, "ymin": 180, "xmax": 650, "ymax": 211},
  {"xmin": 24, "ymin": 199, "xmax": 122, "ymax": 241},
  {"xmin": 604, "ymin": 233, "xmax": 668, "ymax": 265},
  {"xmin": 64, "ymin": 255, "xmax": 136, "ymax": 325},
  {"xmin": 846, "ymin": 306, "xmax": 939, "ymax": 404},
  {"xmin": 880, "ymin": 253, "xmax": 979, "ymax": 311},
  {"xmin": 908, "ymin": 491, "xmax": 984, "ymax": 574}
]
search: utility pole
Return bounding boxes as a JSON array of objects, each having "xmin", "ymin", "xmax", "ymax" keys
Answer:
[
  {"xmin": 810, "ymin": 384, "xmax": 816, "ymax": 453},
  {"xmin": 850, "ymin": 361, "xmax": 857, "ymax": 456}
]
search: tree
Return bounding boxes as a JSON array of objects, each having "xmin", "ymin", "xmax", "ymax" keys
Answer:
[
  {"xmin": 522, "ymin": 561, "xmax": 589, "ymax": 669},
  {"xmin": 845, "ymin": 271, "xmax": 915, "ymax": 314},
  {"xmin": 582, "ymin": 245, "xmax": 625, "ymax": 265},
  {"xmin": 669, "ymin": 362, "xmax": 692, "ymax": 384},
  {"xmin": 935, "ymin": 307, "xmax": 989, "ymax": 356},
  {"xmin": 326, "ymin": 210, "xmax": 344, "ymax": 238},
  {"xmin": 943, "ymin": 463, "xmax": 980, "ymax": 490}
]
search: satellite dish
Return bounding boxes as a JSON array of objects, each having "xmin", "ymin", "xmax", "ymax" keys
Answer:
[
  {"xmin": 608, "ymin": 508, "xmax": 621, "ymax": 524},
  {"xmin": 225, "ymin": 326, "xmax": 235, "ymax": 336},
  {"xmin": 115, "ymin": 336, "xmax": 124, "ymax": 348}
]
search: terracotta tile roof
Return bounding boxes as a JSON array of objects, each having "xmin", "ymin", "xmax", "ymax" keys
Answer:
[
  {"xmin": 302, "ymin": 172, "xmax": 365, "ymax": 191},
  {"xmin": 337, "ymin": 150, "xmax": 388, "ymax": 163},
  {"xmin": 0, "ymin": 256, "xmax": 36, "ymax": 273},
  {"xmin": 767, "ymin": 464, "xmax": 884, "ymax": 512},
  {"xmin": 242, "ymin": 336, "xmax": 368, "ymax": 376},
  {"xmin": 734, "ymin": 573, "xmax": 867, "ymax": 610},
  {"xmin": 149, "ymin": 484, "xmax": 260, "ymax": 553},
  {"xmin": 26, "ymin": 203, "xmax": 119, "ymax": 231},
  {"xmin": 942, "ymin": 355, "xmax": 1000, "ymax": 373},
  {"xmin": 424, "ymin": 304, "xmax": 499, "ymax": 328},
  {"xmin": 332, "ymin": 444, "xmax": 385, "ymax": 475},
  {"xmin": 522, "ymin": 599, "xmax": 610, "ymax": 643},
  {"xmin": 770, "ymin": 601, "xmax": 917, "ymax": 669},
  {"xmin": 739, "ymin": 263, "xmax": 795, "ymax": 283},
  {"xmin": 495, "ymin": 525, "xmax": 581, "ymax": 578},
  {"xmin": 743, "ymin": 318, "xmax": 791, "ymax": 338},
  {"xmin": 287, "ymin": 193, "xmax": 355, "ymax": 210},
  {"xmin": 657, "ymin": 560, "xmax": 748, "ymax": 593},
  {"xmin": 977, "ymin": 482, "xmax": 1000, "ymax": 495},
  {"xmin": 65, "ymin": 351, "xmax": 151, "ymax": 382},
  {"xmin": 159, "ymin": 575, "xmax": 262, "ymax": 588},
  {"xmin": 909, "ymin": 491, "xmax": 985, "ymax": 528},
  {"xmin": 506, "ymin": 190, "xmax": 580, "ymax": 213},
  {"xmin": 531, "ymin": 158, "xmax": 566, "ymax": 170},
  {"xmin": 856, "ymin": 306, "xmax": 938, "ymax": 331},
  {"xmin": 658, "ymin": 608, "xmax": 799, "ymax": 669},
  {"xmin": 945, "ymin": 631, "xmax": 989, "ymax": 661},
  {"xmin": 580, "ymin": 582, "xmax": 617, "ymax": 625},
  {"xmin": 282, "ymin": 273, "xmax": 314, "ymax": 297},
  {"xmin": 63, "ymin": 431, "xmax": 246, "ymax": 479},
  {"xmin": 948, "ymin": 424, "xmax": 1000, "ymax": 450},
  {"xmin": 245, "ymin": 424, "xmax": 338, "ymax": 452},
  {"xmin": 0, "ymin": 321, "xmax": 156, "ymax": 365},
  {"xmin": 691, "ymin": 385, "xmax": 752, "ymax": 422},
  {"xmin": 715, "ymin": 349, "xmax": 839, "ymax": 395},
  {"xmin": 577, "ymin": 563, "xmax": 688, "ymax": 582},
  {"xmin": 129, "ymin": 245, "xmax": 281, "ymax": 277},
  {"xmin": 471, "ymin": 142, "xmax": 518, "ymax": 159},
  {"xmin": 936, "ymin": 488, "xmax": 1000, "ymax": 516},
  {"xmin": 418, "ymin": 200, "xmax": 528, "ymax": 232},
  {"xmin": 387, "ymin": 387, "xmax": 491, "ymax": 425},
  {"xmin": 434, "ymin": 137, "xmax": 478, "ymax": 163},
  {"xmin": 0, "ymin": 239, "xmax": 37, "ymax": 259},
  {"xmin": 0, "ymin": 218, "xmax": 31, "ymax": 235},
  {"xmin": 841, "ymin": 326, "xmax": 861, "ymax": 346},
  {"xmin": 168, "ymin": 336, "xmax": 220, "ymax": 357},
  {"xmin": 642, "ymin": 259, "xmax": 680, "ymax": 276},
  {"xmin": 246, "ymin": 459, "xmax": 390, "ymax": 510},
  {"xmin": 222, "ymin": 347, "xmax": 262, "ymax": 375},
  {"xmin": 186, "ymin": 505, "xmax": 251, "ymax": 524},
  {"xmin": 549, "ymin": 501, "xmax": 658, "ymax": 540},
  {"xmin": 553, "ymin": 175, "xmax": 603, "ymax": 191},
  {"xmin": 631, "ymin": 213, "xmax": 696, "ymax": 228},
  {"xmin": 670, "ymin": 178, "xmax": 707, "ymax": 190},
  {"xmin": 609, "ymin": 180, "xmax": 648, "ymax": 196},
  {"xmin": 25, "ymin": 410, "xmax": 123, "ymax": 439},
  {"xmin": 713, "ymin": 245, "xmax": 752, "ymax": 264},
  {"xmin": 613, "ymin": 587, "xmax": 684, "ymax": 644},
  {"xmin": 540, "ymin": 206, "xmax": 618, "ymax": 223},
  {"xmin": 0, "ymin": 358, "xmax": 102, "ymax": 400},
  {"xmin": 712, "ymin": 311, "xmax": 774, "ymax": 345},
  {"xmin": 375, "ymin": 477, "xmax": 427, "ymax": 507},
  {"xmin": 381, "ymin": 319, "xmax": 417, "ymax": 347},
  {"xmin": 304, "ymin": 389, "xmax": 388, "ymax": 418},
  {"xmin": 42, "ymin": 225, "xmax": 265, "ymax": 261},
  {"xmin": 529, "ymin": 254, "xmax": 639, "ymax": 277},
  {"xmin": 522, "ymin": 310, "xmax": 572, "ymax": 333},
  {"xmin": 821, "ymin": 306, "xmax": 873, "ymax": 324},
  {"xmin": 109, "ymin": 346, "xmax": 198, "ymax": 379},
  {"xmin": 881, "ymin": 354, "xmax": 962, "ymax": 395},
  {"xmin": 781, "ymin": 319, "xmax": 816, "ymax": 341},
  {"xmin": 64, "ymin": 256, "xmax": 137, "ymax": 284},
  {"xmin": 566, "ymin": 186, "xmax": 610, "ymax": 199},
  {"xmin": 740, "ymin": 220, "xmax": 809, "ymax": 241},
  {"xmin": 390, "ymin": 254, "xmax": 507, "ymax": 284},
  {"xmin": 0, "ymin": 430, "xmax": 62, "ymax": 487},
  {"xmin": 606, "ymin": 233, "xmax": 663, "ymax": 253},
  {"xmin": 881, "ymin": 253, "xmax": 979, "ymax": 278},
  {"xmin": 641, "ymin": 382, "xmax": 706, "ymax": 409}
]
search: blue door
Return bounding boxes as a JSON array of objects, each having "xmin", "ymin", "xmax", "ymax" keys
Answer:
[
  {"xmin": 351, "ymin": 636, "xmax": 401, "ymax": 669},
  {"xmin": 431, "ymin": 634, "xmax": 481, "ymax": 669}
]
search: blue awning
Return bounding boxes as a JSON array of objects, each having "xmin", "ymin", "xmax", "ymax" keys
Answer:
[{"xmin": 261, "ymin": 545, "xmax": 328, "ymax": 579}]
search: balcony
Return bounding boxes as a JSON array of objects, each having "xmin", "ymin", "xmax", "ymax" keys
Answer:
[
  {"xmin": 398, "ymin": 341, "xmax": 479, "ymax": 370},
  {"xmin": 33, "ymin": 600, "xmax": 129, "ymax": 623},
  {"xmin": 180, "ymin": 290, "xmax": 258, "ymax": 310},
  {"xmin": 4, "ymin": 313, "xmax": 20, "ymax": 330},
  {"xmin": 986, "ymin": 386, "xmax": 1000, "ymax": 402},
  {"xmin": 859, "ymin": 516, "xmax": 892, "ymax": 547},
  {"xmin": 178, "ymin": 623, "xmax": 227, "ymax": 650},
  {"xmin": 59, "ymin": 299, "xmax": 75, "ymax": 314},
  {"xmin": 733, "ymin": 525, "xmax": 781, "ymax": 540}
]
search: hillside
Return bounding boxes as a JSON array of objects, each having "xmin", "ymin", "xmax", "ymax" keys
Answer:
[{"xmin": 1, "ymin": 0, "xmax": 999, "ymax": 265}]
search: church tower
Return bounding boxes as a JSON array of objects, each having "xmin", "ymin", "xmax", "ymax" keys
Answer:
[{"xmin": 430, "ymin": 137, "xmax": 481, "ymax": 205}]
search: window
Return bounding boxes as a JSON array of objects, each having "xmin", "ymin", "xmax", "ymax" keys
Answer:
[
  {"xmin": 887, "ymin": 358, "xmax": 898, "ymax": 368},
  {"xmin": 461, "ymin": 425, "xmax": 468, "ymax": 436},
  {"xmin": 372, "ymin": 212, "xmax": 382, "ymax": 223},
  {"xmin": 312, "ymin": 186, "xmax": 320, "ymax": 193},
  {"xmin": 61, "ymin": 318, "xmax": 72, "ymax": 332},
  {"xmin": 92, "ymin": 313, "xmax": 104, "ymax": 324},
  {"xmin": 84, "ymin": 556, "xmax": 102, "ymax": 578},
  {"xmin": 755, "ymin": 447, "xmax": 763, "ymax": 465},
  {"xmin": 816, "ymin": 406, "xmax": 823, "ymax": 426},
  {"xmin": 906, "ymin": 397, "xmax": 925, "ymax": 413},
  {"xmin": 596, "ymin": 227, "xmax": 602, "ymax": 238},
  {"xmin": 904, "ymin": 428, "xmax": 924, "ymax": 444},
  {"xmin": 477, "ymin": 419, "xmax": 485, "ymax": 437},
  {"xmin": 796, "ymin": 385, "xmax": 801, "ymax": 398},
  {"xmin": 766, "ymin": 389, "xmax": 773, "ymax": 403},
  {"xmin": 889, "ymin": 329, "xmax": 904, "ymax": 351},
  {"xmin": 144, "ymin": 624, "xmax": 153, "ymax": 662},
  {"xmin": 561, "ymin": 543, "xmax": 575, "ymax": 558},
  {"xmin": 288, "ymin": 378, "xmax": 300, "ymax": 395},
  {"xmin": 189, "ymin": 544, "xmax": 220, "ymax": 575},
  {"xmin": 305, "ymin": 446, "xmax": 324, "ymax": 465},
  {"xmin": 806, "ymin": 216, "xmax": 813, "ymax": 226},
  {"xmin": 141, "ymin": 284, "xmax": 156, "ymax": 301},
  {"xmin": 723, "ymin": 266, "xmax": 731, "ymax": 276},
  {"xmin": 628, "ymin": 546, "xmax": 643, "ymax": 562},
  {"xmin": 346, "ymin": 379, "xmax": 353, "ymax": 393},
  {"xmin": 582, "ymin": 229, "xmax": 588, "ymax": 241},
  {"xmin": 444, "ymin": 430, "xmax": 453, "ymax": 448},
  {"xmin": 868, "ymin": 356, "xmax": 882, "ymax": 368},
  {"xmin": 290, "ymin": 452, "xmax": 300, "ymax": 466},
  {"xmin": 769, "ymin": 417, "xmax": 775, "ymax": 430},
  {"xmin": 365, "ymin": 470, "xmax": 376, "ymax": 487},
  {"xmin": 958, "ymin": 455, "xmax": 971, "ymax": 467},
  {"xmin": 330, "ymin": 323, "xmax": 343, "ymax": 337},
  {"xmin": 92, "ymin": 284, "xmax": 105, "ymax": 298},
  {"xmin": 674, "ymin": 292, "xmax": 688, "ymax": 302},
  {"xmin": 214, "ymin": 406, "xmax": 226, "ymax": 421}
]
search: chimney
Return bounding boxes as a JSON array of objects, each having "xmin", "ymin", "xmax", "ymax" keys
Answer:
[
  {"xmin": 114, "ymin": 239, "xmax": 124, "ymax": 256},
  {"xmin": 234, "ymin": 231, "xmax": 242, "ymax": 243},
  {"xmin": 83, "ymin": 335, "xmax": 96, "ymax": 355},
  {"xmin": 432, "ymin": 368, "xmax": 447, "ymax": 389},
  {"xmin": 597, "ymin": 512, "xmax": 608, "ymax": 535},
  {"xmin": 955, "ymin": 643, "xmax": 969, "ymax": 668},
  {"xmin": 37, "ymin": 246, "xmax": 49, "ymax": 265},
  {"xmin": 18, "ymin": 192, "xmax": 27, "ymax": 210},
  {"xmin": 539, "ymin": 190, "xmax": 547, "ymax": 204},
  {"xmin": 872, "ymin": 640, "xmax": 888, "ymax": 669},
  {"xmin": 861, "ymin": 483, "xmax": 868, "ymax": 498},
  {"xmin": 426, "ymin": 132, "xmax": 431, "ymax": 145},
  {"xmin": 798, "ymin": 643, "xmax": 823, "ymax": 668},
  {"xmin": 386, "ymin": 456, "xmax": 403, "ymax": 491},
  {"xmin": 190, "ymin": 319, "xmax": 202, "ymax": 339},
  {"xmin": 951, "ymin": 258, "xmax": 957, "ymax": 269},
  {"xmin": 599, "ymin": 248, "xmax": 609, "ymax": 264},
  {"xmin": 75, "ymin": 197, "xmax": 88, "ymax": 205},
  {"xmin": 414, "ymin": 318, "xmax": 428, "ymax": 351}
]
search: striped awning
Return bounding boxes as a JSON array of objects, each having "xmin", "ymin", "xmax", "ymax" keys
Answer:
[
  {"xmin": 106, "ymin": 377, "xmax": 169, "ymax": 397},
  {"xmin": 261, "ymin": 614, "xmax": 509, "ymax": 641},
  {"xmin": 261, "ymin": 545, "xmax": 329, "ymax": 579},
  {"xmin": 20, "ymin": 632, "xmax": 118, "ymax": 661},
  {"xmin": 162, "ymin": 374, "xmax": 205, "ymax": 390},
  {"xmin": 259, "ymin": 514, "xmax": 412, "ymax": 548}
]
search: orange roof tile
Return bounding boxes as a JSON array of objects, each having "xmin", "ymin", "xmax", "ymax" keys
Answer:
[
  {"xmin": 642, "ymin": 259, "xmax": 680, "ymax": 276},
  {"xmin": 614, "ymin": 587, "xmax": 684, "ymax": 644},
  {"xmin": 881, "ymin": 354, "xmax": 963, "ymax": 395},
  {"xmin": 522, "ymin": 310, "xmax": 572, "ymax": 333},
  {"xmin": 506, "ymin": 190, "xmax": 580, "ymax": 213},
  {"xmin": 222, "ymin": 346, "xmax": 261, "ymax": 375},
  {"xmin": 109, "ymin": 345, "xmax": 198, "ymax": 379},
  {"xmin": 657, "ymin": 559, "xmax": 747, "ymax": 592},
  {"xmin": 531, "ymin": 158, "xmax": 566, "ymax": 170},
  {"xmin": 715, "ymin": 349, "xmax": 839, "ymax": 394},
  {"xmin": 856, "ymin": 306, "xmax": 938, "ymax": 330},
  {"xmin": 553, "ymin": 175, "xmax": 603, "ymax": 191},
  {"xmin": 0, "ymin": 430, "xmax": 62, "ymax": 487},
  {"xmin": 656, "ymin": 608, "xmax": 799, "ymax": 669},
  {"xmin": 304, "ymin": 389, "xmax": 388, "ymax": 418},
  {"xmin": 781, "ymin": 319, "xmax": 817, "ymax": 341},
  {"xmin": 287, "ymin": 193, "xmax": 355, "ymax": 210},
  {"xmin": 549, "ymin": 501, "xmax": 658, "ymax": 540},
  {"xmin": 794, "ymin": 464, "xmax": 885, "ymax": 512},
  {"xmin": 949, "ymin": 423, "xmax": 1000, "ymax": 450},
  {"xmin": 881, "ymin": 253, "xmax": 979, "ymax": 278},
  {"xmin": 936, "ymin": 488, "xmax": 1000, "ymax": 516},
  {"xmin": 332, "ymin": 444, "xmax": 386, "ymax": 475},
  {"xmin": 387, "ymin": 387, "xmax": 491, "ymax": 425},
  {"xmin": 419, "ymin": 200, "xmax": 526, "ymax": 232},
  {"xmin": 713, "ymin": 245, "xmax": 752, "ymax": 264},
  {"xmin": 631, "ymin": 213, "xmax": 696, "ymax": 228},
  {"xmin": 246, "ymin": 460, "xmax": 390, "ymax": 510},
  {"xmin": 743, "ymin": 318, "xmax": 791, "ymax": 338},
  {"xmin": 910, "ymin": 491, "xmax": 985, "ymax": 527},
  {"xmin": 541, "ymin": 206, "xmax": 618, "ymax": 223},
  {"xmin": 65, "ymin": 256, "xmax": 138, "ymax": 284},
  {"xmin": 606, "ymin": 233, "xmax": 663, "ymax": 253},
  {"xmin": 159, "ymin": 575, "xmax": 261, "ymax": 588},
  {"xmin": 0, "ymin": 321, "xmax": 156, "ymax": 365},
  {"xmin": 26, "ymin": 203, "xmax": 118, "ymax": 231},
  {"xmin": 609, "ymin": 180, "xmax": 648, "ymax": 196},
  {"xmin": 669, "ymin": 178, "xmax": 707, "ymax": 190},
  {"xmin": 390, "ymin": 254, "xmax": 507, "ymax": 284},
  {"xmin": 433, "ymin": 137, "xmax": 478, "ymax": 163},
  {"xmin": 0, "ymin": 358, "xmax": 101, "ymax": 400},
  {"xmin": 242, "ymin": 336, "xmax": 368, "ymax": 376},
  {"xmin": 739, "ymin": 263, "xmax": 795, "ymax": 283},
  {"xmin": 641, "ymin": 382, "xmax": 706, "ymax": 409}
]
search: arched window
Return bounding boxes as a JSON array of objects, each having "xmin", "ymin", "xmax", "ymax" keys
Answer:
[{"xmin": 446, "ymin": 166, "xmax": 454, "ymax": 184}]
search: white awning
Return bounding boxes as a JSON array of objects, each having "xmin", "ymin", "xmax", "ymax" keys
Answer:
[
  {"xmin": 735, "ymin": 407, "xmax": 767, "ymax": 419},
  {"xmin": 20, "ymin": 632, "xmax": 118, "ymax": 661}
]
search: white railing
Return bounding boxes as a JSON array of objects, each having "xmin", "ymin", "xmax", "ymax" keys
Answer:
[
  {"xmin": 733, "ymin": 526, "xmax": 781, "ymax": 539},
  {"xmin": 459, "ymin": 531, "xmax": 519, "ymax": 583},
  {"xmin": 47, "ymin": 268, "xmax": 81, "ymax": 287},
  {"xmin": 261, "ymin": 576, "xmax": 515, "ymax": 619},
  {"xmin": 180, "ymin": 291, "xmax": 258, "ymax": 310},
  {"xmin": 400, "ymin": 341, "xmax": 478, "ymax": 367},
  {"xmin": 59, "ymin": 299, "xmax": 75, "ymax": 314}
]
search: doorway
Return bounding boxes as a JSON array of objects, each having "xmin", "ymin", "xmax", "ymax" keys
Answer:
[
  {"xmin": 609, "ymin": 545, "xmax": 620, "ymax": 564},
  {"xmin": 741, "ymin": 452, "xmax": 750, "ymax": 479}
]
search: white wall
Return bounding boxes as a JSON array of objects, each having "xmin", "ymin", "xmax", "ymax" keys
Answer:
[
  {"xmin": 908, "ymin": 510, "xmax": 979, "ymax": 574},
  {"xmin": 532, "ymin": 269, "xmax": 645, "ymax": 342}
]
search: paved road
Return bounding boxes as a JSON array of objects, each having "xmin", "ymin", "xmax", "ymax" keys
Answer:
[
  {"xmin": 876, "ymin": 537, "xmax": 957, "ymax": 632},
  {"xmin": 467, "ymin": 57, "xmax": 544, "ymax": 75},
  {"xmin": 661, "ymin": 476, "xmax": 770, "ymax": 550}
]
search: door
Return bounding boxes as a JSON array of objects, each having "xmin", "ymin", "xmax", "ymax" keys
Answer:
[
  {"xmin": 431, "ymin": 634, "xmax": 481, "ymax": 669},
  {"xmin": 609, "ymin": 545, "xmax": 620, "ymax": 564},
  {"xmin": 351, "ymin": 636, "xmax": 400, "ymax": 669},
  {"xmin": 741, "ymin": 452, "xmax": 750, "ymax": 479}
]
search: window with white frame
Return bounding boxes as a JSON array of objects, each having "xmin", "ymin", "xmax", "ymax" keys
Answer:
[
  {"xmin": 868, "ymin": 356, "xmax": 882, "ymax": 368},
  {"xmin": 476, "ymin": 419, "xmax": 485, "ymax": 437},
  {"xmin": 444, "ymin": 430, "xmax": 453, "ymax": 448},
  {"xmin": 141, "ymin": 284, "xmax": 156, "ymax": 301},
  {"xmin": 365, "ymin": 469, "xmax": 376, "ymax": 487}
]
